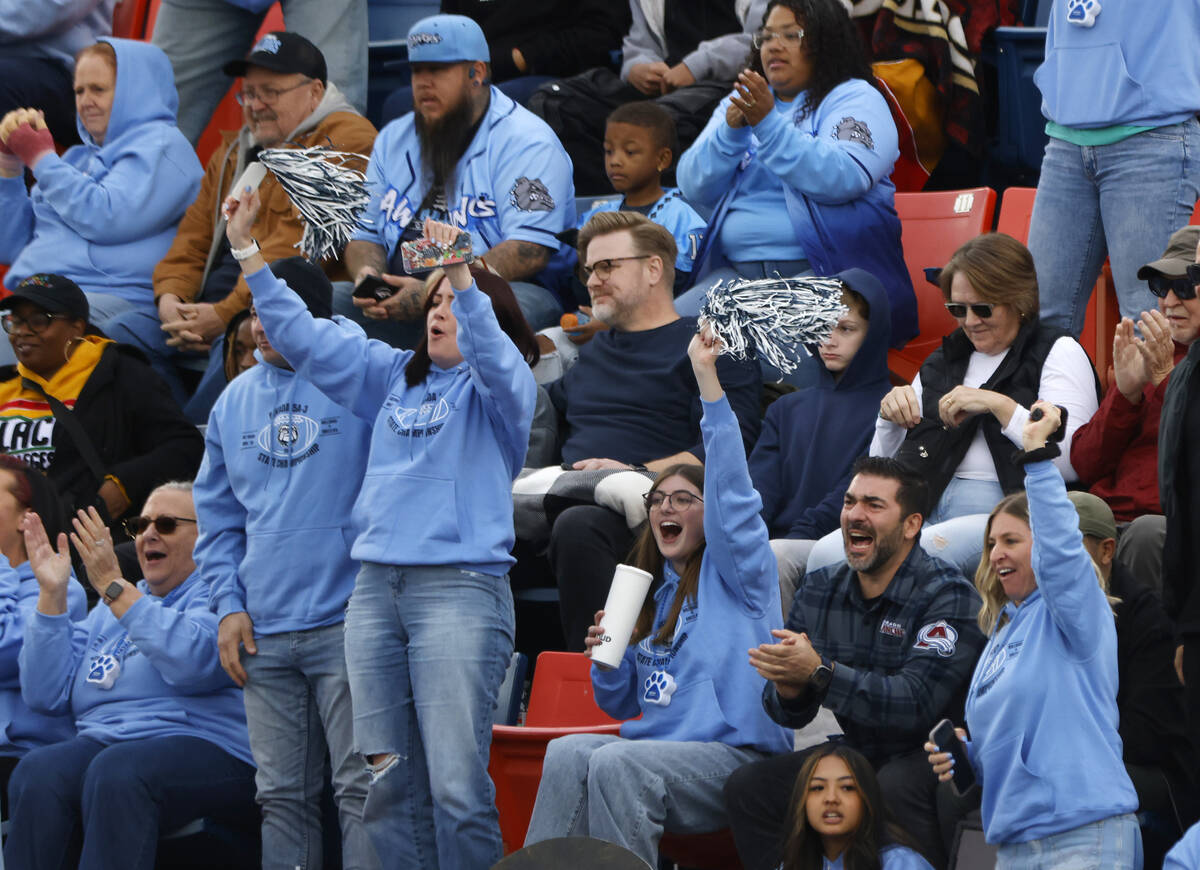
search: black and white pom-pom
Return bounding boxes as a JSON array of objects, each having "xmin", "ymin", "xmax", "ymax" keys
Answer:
[
  {"xmin": 698, "ymin": 276, "xmax": 848, "ymax": 376},
  {"xmin": 257, "ymin": 147, "xmax": 369, "ymax": 262}
]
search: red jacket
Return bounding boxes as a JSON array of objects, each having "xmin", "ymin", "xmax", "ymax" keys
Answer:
[{"xmin": 1069, "ymin": 343, "xmax": 1187, "ymax": 521}]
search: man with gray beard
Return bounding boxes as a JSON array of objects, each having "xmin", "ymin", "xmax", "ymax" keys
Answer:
[{"xmin": 340, "ymin": 13, "xmax": 575, "ymax": 347}]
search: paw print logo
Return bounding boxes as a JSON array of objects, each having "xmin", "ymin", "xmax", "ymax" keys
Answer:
[
  {"xmin": 1066, "ymin": 0, "xmax": 1101, "ymax": 27},
  {"xmin": 86, "ymin": 654, "xmax": 121, "ymax": 689},
  {"xmin": 642, "ymin": 670, "xmax": 678, "ymax": 707}
]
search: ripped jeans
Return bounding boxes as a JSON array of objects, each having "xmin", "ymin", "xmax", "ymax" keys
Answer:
[{"xmin": 344, "ymin": 563, "xmax": 514, "ymax": 870}]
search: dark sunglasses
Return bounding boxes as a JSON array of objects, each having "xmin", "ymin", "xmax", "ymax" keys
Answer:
[
  {"xmin": 945, "ymin": 302, "xmax": 996, "ymax": 319},
  {"xmin": 1146, "ymin": 266, "xmax": 1200, "ymax": 300},
  {"xmin": 123, "ymin": 514, "xmax": 197, "ymax": 537}
]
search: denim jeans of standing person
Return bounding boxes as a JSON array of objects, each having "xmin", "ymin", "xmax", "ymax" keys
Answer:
[
  {"xmin": 525, "ymin": 733, "xmax": 766, "ymax": 868},
  {"xmin": 344, "ymin": 563, "xmax": 514, "ymax": 870},
  {"xmin": 1030, "ymin": 118, "xmax": 1200, "ymax": 337},
  {"xmin": 995, "ymin": 812, "xmax": 1142, "ymax": 870},
  {"xmin": 241, "ymin": 622, "xmax": 378, "ymax": 870},
  {"xmin": 151, "ymin": 0, "xmax": 369, "ymax": 145},
  {"xmin": 4, "ymin": 734, "xmax": 258, "ymax": 870}
]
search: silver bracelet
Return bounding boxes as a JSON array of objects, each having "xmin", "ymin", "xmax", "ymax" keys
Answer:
[{"xmin": 231, "ymin": 239, "xmax": 260, "ymax": 261}]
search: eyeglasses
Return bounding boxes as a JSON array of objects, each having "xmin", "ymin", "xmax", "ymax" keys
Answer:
[
  {"xmin": 123, "ymin": 515, "xmax": 197, "ymax": 537},
  {"xmin": 1146, "ymin": 267, "xmax": 1200, "ymax": 300},
  {"xmin": 643, "ymin": 490, "xmax": 704, "ymax": 511},
  {"xmin": 1, "ymin": 312, "xmax": 59, "ymax": 334},
  {"xmin": 581, "ymin": 255, "xmax": 652, "ymax": 281},
  {"xmin": 752, "ymin": 28, "xmax": 805, "ymax": 49},
  {"xmin": 945, "ymin": 302, "xmax": 996, "ymax": 319},
  {"xmin": 235, "ymin": 79, "xmax": 312, "ymax": 106}
]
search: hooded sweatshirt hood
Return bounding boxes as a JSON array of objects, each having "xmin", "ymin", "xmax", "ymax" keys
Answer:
[
  {"xmin": 748, "ymin": 267, "xmax": 892, "ymax": 539},
  {"xmin": 76, "ymin": 38, "xmax": 180, "ymax": 149}
]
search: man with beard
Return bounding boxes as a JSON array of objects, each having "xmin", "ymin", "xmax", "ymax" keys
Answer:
[
  {"xmin": 105, "ymin": 32, "xmax": 376, "ymax": 422},
  {"xmin": 724, "ymin": 456, "xmax": 985, "ymax": 870},
  {"xmin": 341, "ymin": 14, "xmax": 574, "ymax": 347}
]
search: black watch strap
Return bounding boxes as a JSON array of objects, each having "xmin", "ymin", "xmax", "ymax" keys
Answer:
[{"xmin": 103, "ymin": 580, "xmax": 125, "ymax": 605}]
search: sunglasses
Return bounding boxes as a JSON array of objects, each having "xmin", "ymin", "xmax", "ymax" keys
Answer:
[
  {"xmin": 945, "ymin": 302, "xmax": 996, "ymax": 319},
  {"xmin": 123, "ymin": 514, "xmax": 197, "ymax": 537},
  {"xmin": 1146, "ymin": 266, "xmax": 1200, "ymax": 300}
]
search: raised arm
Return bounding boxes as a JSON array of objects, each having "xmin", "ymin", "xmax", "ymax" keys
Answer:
[
  {"xmin": 1023, "ymin": 401, "xmax": 1115, "ymax": 656},
  {"xmin": 677, "ymin": 96, "xmax": 751, "ymax": 209},
  {"xmin": 689, "ymin": 330, "xmax": 778, "ymax": 617}
]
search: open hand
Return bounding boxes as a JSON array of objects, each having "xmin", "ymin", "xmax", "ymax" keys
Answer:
[
  {"xmin": 21, "ymin": 512, "xmax": 71, "ymax": 595},
  {"xmin": 748, "ymin": 628, "xmax": 819, "ymax": 699},
  {"xmin": 729, "ymin": 70, "xmax": 771, "ymax": 127},
  {"xmin": 70, "ymin": 507, "xmax": 123, "ymax": 596}
]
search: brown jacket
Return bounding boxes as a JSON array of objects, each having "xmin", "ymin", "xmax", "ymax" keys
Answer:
[{"xmin": 153, "ymin": 84, "xmax": 377, "ymax": 323}]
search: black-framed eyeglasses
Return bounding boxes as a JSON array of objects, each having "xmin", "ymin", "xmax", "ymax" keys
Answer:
[
  {"xmin": 581, "ymin": 255, "xmax": 651, "ymax": 281},
  {"xmin": 752, "ymin": 27, "xmax": 805, "ymax": 49},
  {"xmin": 643, "ymin": 490, "xmax": 703, "ymax": 511},
  {"xmin": 123, "ymin": 515, "xmax": 197, "ymax": 537},
  {"xmin": 945, "ymin": 302, "xmax": 996, "ymax": 319},
  {"xmin": 234, "ymin": 78, "xmax": 312, "ymax": 106},
  {"xmin": 1, "ymin": 311, "xmax": 59, "ymax": 335},
  {"xmin": 1147, "ymin": 268, "xmax": 1200, "ymax": 300}
]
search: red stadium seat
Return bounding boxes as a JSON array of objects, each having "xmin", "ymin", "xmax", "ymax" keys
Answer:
[
  {"xmin": 888, "ymin": 188, "xmax": 998, "ymax": 383},
  {"xmin": 994, "ymin": 186, "xmax": 1036, "ymax": 244},
  {"xmin": 112, "ymin": 0, "xmax": 153, "ymax": 40}
]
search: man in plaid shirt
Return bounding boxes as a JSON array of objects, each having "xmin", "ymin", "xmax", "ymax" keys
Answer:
[{"xmin": 725, "ymin": 456, "xmax": 985, "ymax": 870}]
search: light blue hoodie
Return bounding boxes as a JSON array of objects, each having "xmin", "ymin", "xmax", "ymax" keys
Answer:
[
  {"xmin": 0, "ymin": 38, "xmax": 203, "ymax": 304},
  {"xmin": 964, "ymin": 460, "xmax": 1137, "ymax": 844},
  {"xmin": 19, "ymin": 571, "xmax": 253, "ymax": 765},
  {"xmin": 0, "ymin": 0, "xmax": 115, "ymax": 69},
  {"xmin": 195, "ymin": 325, "xmax": 373, "ymax": 635},
  {"xmin": 245, "ymin": 265, "xmax": 536, "ymax": 574},
  {"xmin": 0, "ymin": 556, "xmax": 87, "ymax": 755},
  {"xmin": 1035, "ymin": 0, "xmax": 1200, "ymax": 129},
  {"xmin": 591, "ymin": 396, "xmax": 792, "ymax": 756}
]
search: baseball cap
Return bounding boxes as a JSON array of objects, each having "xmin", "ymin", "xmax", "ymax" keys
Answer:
[
  {"xmin": 406, "ymin": 14, "xmax": 490, "ymax": 64},
  {"xmin": 0, "ymin": 273, "xmax": 90, "ymax": 321},
  {"xmin": 1066, "ymin": 491, "xmax": 1117, "ymax": 541},
  {"xmin": 1137, "ymin": 226, "xmax": 1200, "ymax": 280},
  {"xmin": 223, "ymin": 32, "xmax": 327, "ymax": 85},
  {"xmin": 270, "ymin": 257, "xmax": 333, "ymax": 319}
]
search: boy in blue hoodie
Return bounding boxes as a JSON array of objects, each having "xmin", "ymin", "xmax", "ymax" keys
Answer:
[
  {"xmin": 748, "ymin": 268, "xmax": 892, "ymax": 608},
  {"xmin": 194, "ymin": 257, "xmax": 377, "ymax": 870}
]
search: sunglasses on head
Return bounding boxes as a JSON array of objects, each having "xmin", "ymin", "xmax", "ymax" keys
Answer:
[
  {"xmin": 123, "ymin": 514, "xmax": 197, "ymax": 537},
  {"xmin": 945, "ymin": 302, "xmax": 996, "ymax": 319},
  {"xmin": 1146, "ymin": 265, "xmax": 1200, "ymax": 300}
]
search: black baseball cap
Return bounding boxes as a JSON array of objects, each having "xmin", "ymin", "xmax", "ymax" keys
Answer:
[
  {"xmin": 223, "ymin": 32, "xmax": 327, "ymax": 85},
  {"xmin": 270, "ymin": 257, "xmax": 333, "ymax": 319},
  {"xmin": 0, "ymin": 273, "xmax": 90, "ymax": 321}
]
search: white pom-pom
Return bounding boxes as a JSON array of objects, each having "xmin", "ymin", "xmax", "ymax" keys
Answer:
[
  {"xmin": 256, "ymin": 147, "xmax": 369, "ymax": 262},
  {"xmin": 698, "ymin": 276, "xmax": 848, "ymax": 377}
]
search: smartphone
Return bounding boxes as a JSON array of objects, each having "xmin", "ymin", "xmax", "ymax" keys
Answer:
[
  {"xmin": 400, "ymin": 232, "xmax": 473, "ymax": 274},
  {"xmin": 929, "ymin": 719, "xmax": 975, "ymax": 795},
  {"xmin": 352, "ymin": 274, "xmax": 394, "ymax": 302}
]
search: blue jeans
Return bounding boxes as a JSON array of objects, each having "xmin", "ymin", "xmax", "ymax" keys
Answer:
[
  {"xmin": 1030, "ymin": 119, "xmax": 1200, "ymax": 336},
  {"xmin": 343, "ymin": 563, "xmax": 514, "ymax": 870},
  {"xmin": 996, "ymin": 813, "xmax": 1142, "ymax": 870},
  {"xmin": 103, "ymin": 307, "xmax": 228, "ymax": 423},
  {"xmin": 331, "ymin": 279, "xmax": 563, "ymax": 349},
  {"xmin": 85, "ymin": 292, "xmax": 154, "ymax": 334},
  {"xmin": 241, "ymin": 622, "xmax": 378, "ymax": 870},
  {"xmin": 525, "ymin": 734, "xmax": 765, "ymax": 869},
  {"xmin": 4, "ymin": 734, "xmax": 257, "ymax": 870},
  {"xmin": 152, "ymin": 0, "xmax": 368, "ymax": 144}
]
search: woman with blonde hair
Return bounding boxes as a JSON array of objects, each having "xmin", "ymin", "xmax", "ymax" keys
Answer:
[{"xmin": 926, "ymin": 401, "xmax": 1141, "ymax": 869}]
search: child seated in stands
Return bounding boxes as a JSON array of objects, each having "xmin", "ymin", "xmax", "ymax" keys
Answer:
[
  {"xmin": 749, "ymin": 269, "xmax": 892, "ymax": 610},
  {"xmin": 536, "ymin": 102, "xmax": 705, "ymax": 380},
  {"xmin": 780, "ymin": 744, "xmax": 932, "ymax": 870}
]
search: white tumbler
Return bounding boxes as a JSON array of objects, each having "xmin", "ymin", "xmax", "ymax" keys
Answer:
[{"xmin": 591, "ymin": 564, "xmax": 653, "ymax": 670}]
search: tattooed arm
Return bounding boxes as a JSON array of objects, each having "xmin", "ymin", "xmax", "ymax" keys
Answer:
[
  {"xmin": 484, "ymin": 240, "xmax": 553, "ymax": 281},
  {"xmin": 344, "ymin": 239, "xmax": 428, "ymax": 322}
]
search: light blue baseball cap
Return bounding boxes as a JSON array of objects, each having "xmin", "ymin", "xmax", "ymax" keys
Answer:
[{"xmin": 406, "ymin": 14, "xmax": 490, "ymax": 64}]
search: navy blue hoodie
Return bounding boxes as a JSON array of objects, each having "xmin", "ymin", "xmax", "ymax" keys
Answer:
[{"xmin": 748, "ymin": 268, "xmax": 892, "ymax": 540}]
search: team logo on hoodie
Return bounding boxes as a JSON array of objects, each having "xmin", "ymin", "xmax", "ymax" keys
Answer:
[
  {"xmin": 913, "ymin": 620, "xmax": 958, "ymax": 657},
  {"xmin": 643, "ymin": 670, "xmax": 677, "ymax": 706},
  {"xmin": 257, "ymin": 411, "xmax": 320, "ymax": 458}
]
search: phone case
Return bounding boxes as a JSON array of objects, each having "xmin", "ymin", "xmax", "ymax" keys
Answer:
[{"xmin": 400, "ymin": 232, "xmax": 473, "ymax": 274}]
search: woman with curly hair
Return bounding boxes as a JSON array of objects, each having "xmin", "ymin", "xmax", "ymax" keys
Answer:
[
  {"xmin": 781, "ymin": 744, "xmax": 932, "ymax": 870},
  {"xmin": 676, "ymin": 0, "xmax": 916, "ymax": 350}
]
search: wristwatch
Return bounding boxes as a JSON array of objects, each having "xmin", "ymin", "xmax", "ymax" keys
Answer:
[
  {"xmin": 809, "ymin": 658, "xmax": 834, "ymax": 694},
  {"xmin": 102, "ymin": 580, "xmax": 125, "ymax": 606},
  {"xmin": 230, "ymin": 238, "xmax": 260, "ymax": 261}
]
